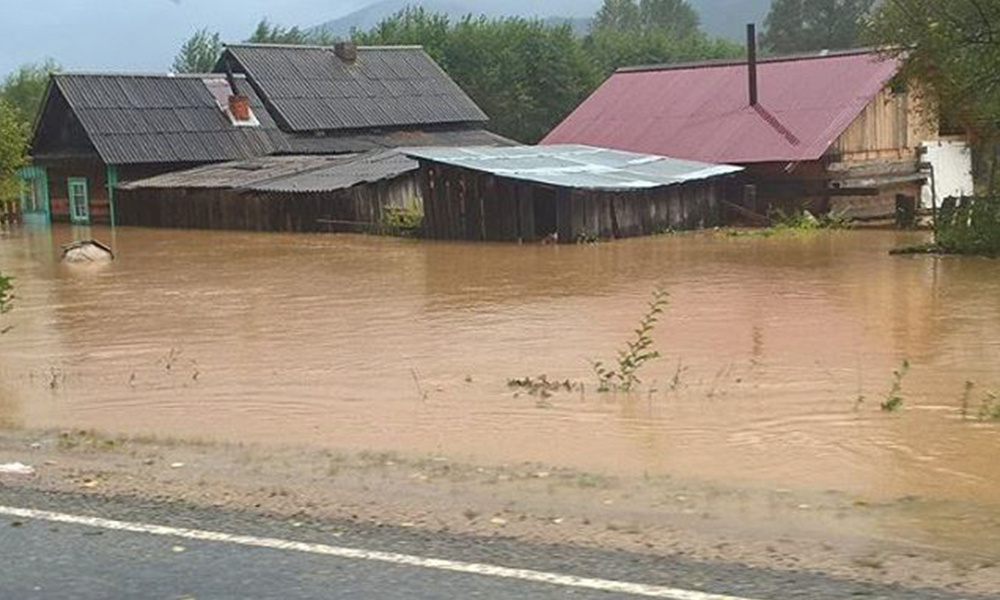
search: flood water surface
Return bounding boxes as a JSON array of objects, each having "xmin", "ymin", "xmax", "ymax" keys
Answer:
[{"xmin": 2, "ymin": 225, "xmax": 1000, "ymax": 554}]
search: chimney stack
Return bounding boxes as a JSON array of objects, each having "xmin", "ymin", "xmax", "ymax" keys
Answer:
[
  {"xmin": 747, "ymin": 24, "xmax": 759, "ymax": 107},
  {"xmin": 335, "ymin": 42, "xmax": 359, "ymax": 63}
]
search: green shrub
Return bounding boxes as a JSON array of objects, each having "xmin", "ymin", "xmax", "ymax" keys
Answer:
[
  {"xmin": 935, "ymin": 196, "xmax": 1000, "ymax": 256},
  {"xmin": 381, "ymin": 206, "xmax": 424, "ymax": 236}
]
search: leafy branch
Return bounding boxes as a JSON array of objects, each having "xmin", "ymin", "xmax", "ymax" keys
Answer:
[{"xmin": 592, "ymin": 287, "xmax": 669, "ymax": 392}]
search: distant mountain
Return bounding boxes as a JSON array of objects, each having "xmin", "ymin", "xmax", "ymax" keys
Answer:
[{"xmin": 315, "ymin": 0, "xmax": 772, "ymax": 41}]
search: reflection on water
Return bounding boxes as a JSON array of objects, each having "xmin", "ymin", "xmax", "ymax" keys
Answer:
[{"xmin": 2, "ymin": 224, "xmax": 1000, "ymax": 553}]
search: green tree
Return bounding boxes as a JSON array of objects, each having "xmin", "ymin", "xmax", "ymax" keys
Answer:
[
  {"xmin": 584, "ymin": 27, "xmax": 741, "ymax": 76},
  {"xmin": 594, "ymin": 0, "xmax": 700, "ymax": 34},
  {"xmin": 762, "ymin": 0, "xmax": 875, "ymax": 54},
  {"xmin": 0, "ymin": 60, "xmax": 60, "ymax": 127},
  {"xmin": 593, "ymin": 0, "xmax": 641, "ymax": 31},
  {"xmin": 173, "ymin": 29, "xmax": 223, "ymax": 73},
  {"xmin": 0, "ymin": 100, "xmax": 27, "ymax": 203},
  {"xmin": 247, "ymin": 19, "xmax": 334, "ymax": 45},
  {"xmin": 639, "ymin": 0, "xmax": 700, "ymax": 34}
]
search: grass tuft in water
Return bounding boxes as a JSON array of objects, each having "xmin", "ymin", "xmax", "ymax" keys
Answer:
[
  {"xmin": 508, "ymin": 375, "xmax": 578, "ymax": 399},
  {"xmin": 0, "ymin": 271, "xmax": 12, "ymax": 334},
  {"xmin": 880, "ymin": 360, "xmax": 910, "ymax": 412},
  {"xmin": 978, "ymin": 392, "xmax": 1000, "ymax": 422},
  {"xmin": 726, "ymin": 209, "xmax": 852, "ymax": 238}
]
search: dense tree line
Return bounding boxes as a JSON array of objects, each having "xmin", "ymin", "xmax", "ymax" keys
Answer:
[{"xmin": 761, "ymin": 0, "xmax": 874, "ymax": 54}]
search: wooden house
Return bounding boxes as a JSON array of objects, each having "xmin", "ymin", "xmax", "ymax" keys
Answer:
[
  {"xmin": 402, "ymin": 145, "xmax": 742, "ymax": 243},
  {"xmin": 21, "ymin": 43, "xmax": 508, "ymax": 229},
  {"xmin": 22, "ymin": 73, "xmax": 287, "ymax": 226},
  {"xmin": 543, "ymin": 33, "xmax": 969, "ymax": 222}
]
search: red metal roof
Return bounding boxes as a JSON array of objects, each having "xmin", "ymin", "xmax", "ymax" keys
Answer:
[{"xmin": 542, "ymin": 50, "xmax": 903, "ymax": 165}]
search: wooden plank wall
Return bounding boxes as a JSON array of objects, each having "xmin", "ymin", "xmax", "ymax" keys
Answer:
[
  {"xmin": 831, "ymin": 87, "xmax": 939, "ymax": 163},
  {"xmin": 420, "ymin": 161, "xmax": 726, "ymax": 243},
  {"xmin": 116, "ymin": 175, "xmax": 420, "ymax": 233}
]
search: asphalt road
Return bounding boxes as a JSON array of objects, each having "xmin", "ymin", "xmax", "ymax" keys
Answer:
[{"xmin": 0, "ymin": 487, "xmax": 993, "ymax": 600}]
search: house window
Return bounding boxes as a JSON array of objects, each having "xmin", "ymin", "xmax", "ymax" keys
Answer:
[
  {"xmin": 68, "ymin": 177, "xmax": 90, "ymax": 224},
  {"xmin": 20, "ymin": 179, "xmax": 38, "ymax": 213}
]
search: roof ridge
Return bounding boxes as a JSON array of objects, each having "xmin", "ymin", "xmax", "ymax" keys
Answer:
[
  {"xmin": 616, "ymin": 47, "xmax": 888, "ymax": 75},
  {"xmin": 225, "ymin": 43, "xmax": 425, "ymax": 51},
  {"xmin": 56, "ymin": 72, "xmax": 245, "ymax": 79}
]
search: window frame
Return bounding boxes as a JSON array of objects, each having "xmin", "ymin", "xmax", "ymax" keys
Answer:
[{"xmin": 67, "ymin": 177, "xmax": 90, "ymax": 224}]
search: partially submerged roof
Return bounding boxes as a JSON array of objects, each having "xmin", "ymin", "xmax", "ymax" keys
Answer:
[
  {"xmin": 281, "ymin": 127, "xmax": 514, "ymax": 155},
  {"xmin": 219, "ymin": 44, "xmax": 488, "ymax": 133},
  {"xmin": 118, "ymin": 150, "xmax": 416, "ymax": 193},
  {"xmin": 401, "ymin": 145, "xmax": 742, "ymax": 191},
  {"xmin": 542, "ymin": 50, "xmax": 903, "ymax": 164},
  {"xmin": 34, "ymin": 73, "xmax": 289, "ymax": 165}
]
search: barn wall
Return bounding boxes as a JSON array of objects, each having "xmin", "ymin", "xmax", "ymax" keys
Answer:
[
  {"xmin": 419, "ymin": 161, "xmax": 727, "ymax": 243},
  {"xmin": 831, "ymin": 88, "xmax": 939, "ymax": 163},
  {"xmin": 116, "ymin": 174, "xmax": 421, "ymax": 233}
]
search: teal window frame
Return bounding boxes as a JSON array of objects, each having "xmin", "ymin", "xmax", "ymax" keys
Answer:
[
  {"xmin": 68, "ymin": 177, "xmax": 90, "ymax": 225},
  {"xmin": 17, "ymin": 166, "xmax": 51, "ymax": 225},
  {"xmin": 20, "ymin": 178, "xmax": 38, "ymax": 213}
]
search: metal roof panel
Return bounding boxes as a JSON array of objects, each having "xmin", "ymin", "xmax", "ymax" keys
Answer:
[
  {"xmin": 543, "ymin": 51, "xmax": 902, "ymax": 164},
  {"xmin": 402, "ymin": 145, "xmax": 742, "ymax": 191}
]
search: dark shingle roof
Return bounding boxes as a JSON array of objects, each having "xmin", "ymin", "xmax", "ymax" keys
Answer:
[
  {"xmin": 49, "ymin": 73, "xmax": 290, "ymax": 165},
  {"xmin": 219, "ymin": 44, "xmax": 488, "ymax": 133}
]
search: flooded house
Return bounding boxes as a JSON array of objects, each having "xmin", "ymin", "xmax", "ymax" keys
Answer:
[
  {"xmin": 20, "ymin": 43, "xmax": 509, "ymax": 230},
  {"xmin": 403, "ymin": 145, "xmax": 742, "ymax": 243},
  {"xmin": 543, "ymin": 28, "xmax": 973, "ymax": 222},
  {"xmin": 20, "ymin": 72, "xmax": 288, "ymax": 226},
  {"xmin": 116, "ymin": 151, "xmax": 420, "ymax": 233}
]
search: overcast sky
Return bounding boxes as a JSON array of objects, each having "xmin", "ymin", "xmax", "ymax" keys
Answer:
[{"xmin": 0, "ymin": 0, "xmax": 373, "ymax": 76}]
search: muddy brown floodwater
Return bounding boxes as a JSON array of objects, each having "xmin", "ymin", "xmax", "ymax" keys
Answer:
[{"xmin": 2, "ymin": 224, "xmax": 1000, "ymax": 558}]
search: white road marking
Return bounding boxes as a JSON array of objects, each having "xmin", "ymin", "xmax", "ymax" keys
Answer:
[{"xmin": 0, "ymin": 505, "xmax": 761, "ymax": 600}]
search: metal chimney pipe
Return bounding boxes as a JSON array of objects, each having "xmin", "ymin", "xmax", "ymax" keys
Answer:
[{"xmin": 747, "ymin": 23, "xmax": 759, "ymax": 107}]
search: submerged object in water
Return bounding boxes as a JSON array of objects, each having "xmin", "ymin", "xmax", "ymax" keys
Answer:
[{"xmin": 62, "ymin": 240, "xmax": 115, "ymax": 263}]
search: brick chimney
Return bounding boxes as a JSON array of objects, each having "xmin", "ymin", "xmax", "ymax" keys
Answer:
[
  {"xmin": 335, "ymin": 42, "xmax": 359, "ymax": 63},
  {"xmin": 229, "ymin": 94, "xmax": 251, "ymax": 122}
]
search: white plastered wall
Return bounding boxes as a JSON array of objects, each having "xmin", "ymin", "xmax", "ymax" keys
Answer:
[{"xmin": 921, "ymin": 141, "xmax": 974, "ymax": 209}]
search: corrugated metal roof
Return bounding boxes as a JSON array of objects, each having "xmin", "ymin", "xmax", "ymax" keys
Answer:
[
  {"xmin": 280, "ymin": 127, "xmax": 516, "ymax": 155},
  {"xmin": 401, "ymin": 145, "xmax": 742, "ymax": 191},
  {"xmin": 48, "ymin": 73, "xmax": 289, "ymax": 165},
  {"xmin": 220, "ymin": 45, "xmax": 487, "ymax": 133},
  {"xmin": 253, "ymin": 151, "xmax": 415, "ymax": 192},
  {"xmin": 542, "ymin": 50, "xmax": 902, "ymax": 165},
  {"xmin": 118, "ymin": 150, "xmax": 416, "ymax": 193}
]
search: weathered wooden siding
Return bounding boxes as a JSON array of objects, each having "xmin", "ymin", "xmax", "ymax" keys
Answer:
[
  {"xmin": 116, "ymin": 175, "xmax": 420, "ymax": 233},
  {"xmin": 831, "ymin": 88, "xmax": 938, "ymax": 163},
  {"xmin": 40, "ymin": 160, "xmax": 110, "ymax": 223},
  {"xmin": 419, "ymin": 161, "xmax": 726, "ymax": 243}
]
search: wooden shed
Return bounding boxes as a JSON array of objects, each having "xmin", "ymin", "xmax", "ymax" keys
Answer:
[
  {"xmin": 116, "ymin": 151, "xmax": 420, "ymax": 233},
  {"xmin": 403, "ymin": 145, "xmax": 742, "ymax": 243}
]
